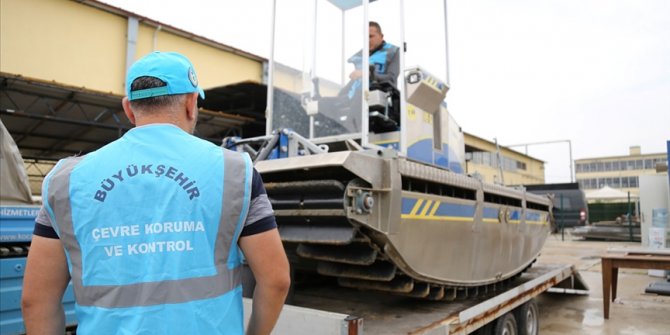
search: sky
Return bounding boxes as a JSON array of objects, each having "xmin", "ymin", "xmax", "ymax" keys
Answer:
[{"xmin": 101, "ymin": 0, "xmax": 670, "ymax": 183}]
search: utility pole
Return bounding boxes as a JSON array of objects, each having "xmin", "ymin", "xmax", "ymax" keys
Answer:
[{"xmin": 494, "ymin": 137, "xmax": 504, "ymax": 185}]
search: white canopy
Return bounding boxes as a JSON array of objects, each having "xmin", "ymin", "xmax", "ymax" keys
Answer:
[{"xmin": 586, "ymin": 186, "xmax": 638, "ymax": 201}]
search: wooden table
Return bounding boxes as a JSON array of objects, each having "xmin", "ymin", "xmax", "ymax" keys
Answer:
[{"xmin": 601, "ymin": 253, "xmax": 670, "ymax": 319}]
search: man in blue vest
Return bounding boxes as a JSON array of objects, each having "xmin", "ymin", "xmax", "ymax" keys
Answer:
[
  {"xmin": 316, "ymin": 21, "xmax": 400, "ymax": 136},
  {"xmin": 347, "ymin": 21, "xmax": 400, "ymax": 92},
  {"xmin": 21, "ymin": 51, "xmax": 290, "ymax": 335}
]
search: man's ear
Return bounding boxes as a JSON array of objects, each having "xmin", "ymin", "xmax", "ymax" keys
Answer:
[
  {"xmin": 122, "ymin": 97, "xmax": 137, "ymax": 125},
  {"xmin": 185, "ymin": 92, "xmax": 199, "ymax": 121}
]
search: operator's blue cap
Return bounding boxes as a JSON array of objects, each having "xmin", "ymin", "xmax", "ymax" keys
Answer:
[{"xmin": 126, "ymin": 51, "xmax": 205, "ymax": 101}]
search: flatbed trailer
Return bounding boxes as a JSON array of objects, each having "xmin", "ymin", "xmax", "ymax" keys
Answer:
[{"xmin": 245, "ymin": 263, "xmax": 588, "ymax": 335}]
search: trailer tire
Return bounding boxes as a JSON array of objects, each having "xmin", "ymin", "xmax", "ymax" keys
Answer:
[
  {"xmin": 515, "ymin": 299, "xmax": 539, "ymax": 335},
  {"xmin": 493, "ymin": 312, "xmax": 518, "ymax": 335}
]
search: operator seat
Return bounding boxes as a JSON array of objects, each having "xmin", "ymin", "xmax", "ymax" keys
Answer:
[
  {"xmin": 368, "ymin": 71, "xmax": 401, "ymax": 133},
  {"xmin": 313, "ymin": 67, "xmax": 401, "ymax": 136}
]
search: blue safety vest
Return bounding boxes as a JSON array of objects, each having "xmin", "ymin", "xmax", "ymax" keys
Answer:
[
  {"xmin": 42, "ymin": 124, "xmax": 252, "ymax": 334},
  {"xmin": 347, "ymin": 41, "xmax": 399, "ymax": 98}
]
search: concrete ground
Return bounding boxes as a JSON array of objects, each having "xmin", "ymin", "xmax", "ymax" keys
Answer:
[{"xmin": 536, "ymin": 233, "xmax": 670, "ymax": 335}]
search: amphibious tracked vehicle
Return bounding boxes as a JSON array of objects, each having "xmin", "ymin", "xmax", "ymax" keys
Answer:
[{"xmin": 227, "ymin": 0, "xmax": 553, "ymax": 300}]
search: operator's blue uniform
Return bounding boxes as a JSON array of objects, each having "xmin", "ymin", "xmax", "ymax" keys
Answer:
[
  {"xmin": 347, "ymin": 41, "xmax": 400, "ymax": 99},
  {"xmin": 313, "ymin": 40, "xmax": 400, "ymax": 136},
  {"xmin": 34, "ymin": 124, "xmax": 276, "ymax": 334}
]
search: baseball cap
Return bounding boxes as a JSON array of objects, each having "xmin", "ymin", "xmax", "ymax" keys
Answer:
[{"xmin": 126, "ymin": 51, "xmax": 205, "ymax": 101}]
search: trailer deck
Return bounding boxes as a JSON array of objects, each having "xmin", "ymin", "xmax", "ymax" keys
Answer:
[{"xmin": 262, "ymin": 263, "xmax": 588, "ymax": 334}]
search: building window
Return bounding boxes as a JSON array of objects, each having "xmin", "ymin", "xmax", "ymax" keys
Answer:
[
  {"xmin": 469, "ymin": 151, "xmax": 528, "ymax": 173},
  {"xmin": 644, "ymin": 159, "xmax": 653, "ymax": 169},
  {"xmin": 590, "ymin": 162, "xmax": 597, "ymax": 172},
  {"xmin": 629, "ymin": 176, "xmax": 638, "ymax": 188},
  {"xmin": 635, "ymin": 159, "xmax": 643, "ymax": 170},
  {"xmin": 612, "ymin": 177, "xmax": 621, "ymax": 188},
  {"xmin": 486, "ymin": 153, "xmax": 494, "ymax": 167},
  {"xmin": 612, "ymin": 161, "xmax": 620, "ymax": 171},
  {"xmin": 580, "ymin": 179, "xmax": 588, "ymax": 189},
  {"xmin": 622, "ymin": 177, "xmax": 629, "ymax": 187},
  {"xmin": 627, "ymin": 160, "xmax": 635, "ymax": 170}
]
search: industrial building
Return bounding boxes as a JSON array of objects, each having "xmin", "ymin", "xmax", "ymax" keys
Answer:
[
  {"xmin": 1, "ymin": 0, "xmax": 269, "ymax": 196},
  {"xmin": 463, "ymin": 132, "xmax": 545, "ymax": 186},
  {"xmin": 575, "ymin": 145, "xmax": 668, "ymax": 197},
  {"xmin": 1, "ymin": 0, "xmax": 545, "ymax": 196}
]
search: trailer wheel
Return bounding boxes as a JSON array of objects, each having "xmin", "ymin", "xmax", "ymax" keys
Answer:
[
  {"xmin": 493, "ymin": 312, "xmax": 518, "ymax": 335},
  {"xmin": 515, "ymin": 300, "xmax": 539, "ymax": 335}
]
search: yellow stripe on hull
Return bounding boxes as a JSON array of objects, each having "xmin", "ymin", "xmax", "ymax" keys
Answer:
[
  {"xmin": 401, "ymin": 214, "xmax": 475, "ymax": 222},
  {"xmin": 409, "ymin": 199, "xmax": 424, "ymax": 216},
  {"xmin": 526, "ymin": 220, "xmax": 547, "ymax": 225}
]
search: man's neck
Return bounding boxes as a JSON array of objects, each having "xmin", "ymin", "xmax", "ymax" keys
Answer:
[
  {"xmin": 370, "ymin": 41, "xmax": 385, "ymax": 54},
  {"xmin": 135, "ymin": 115, "xmax": 191, "ymax": 133}
]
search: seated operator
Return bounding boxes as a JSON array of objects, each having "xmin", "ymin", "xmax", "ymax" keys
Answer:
[
  {"xmin": 346, "ymin": 21, "xmax": 400, "ymax": 97},
  {"xmin": 316, "ymin": 21, "xmax": 400, "ymax": 135}
]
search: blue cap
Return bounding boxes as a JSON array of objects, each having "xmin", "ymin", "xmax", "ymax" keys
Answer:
[{"xmin": 126, "ymin": 51, "xmax": 205, "ymax": 101}]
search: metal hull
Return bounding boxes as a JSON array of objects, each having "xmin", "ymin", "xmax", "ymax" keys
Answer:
[{"xmin": 256, "ymin": 150, "xmax": 552, "ymax": 298}]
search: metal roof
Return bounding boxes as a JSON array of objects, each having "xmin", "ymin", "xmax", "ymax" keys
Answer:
[{"xmin": 0, "ymin": 73, "xmax": 267, "ymax": 165}]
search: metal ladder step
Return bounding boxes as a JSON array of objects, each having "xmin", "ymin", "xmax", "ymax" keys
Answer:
[
  {"xmin": 297, "ymin": 243, "xmax": 377, "ymax": 265},
  {"xmin": 338, "ymin": 275, "xmax": 414, "ymax": 293},
  {"xmin": 401, "ymin": 282, "xmax": 430, "ymax": 298},
  {"xmin": 317, "ymin": 260, "xmax": 396, "ymax": 281},
  {"xmin": 279, "ymin": 224, "xmax": 356, "ymax": 245},
  {"xmin": 427, "ymin": 286, "xmax": 445, "ymax": 300}
]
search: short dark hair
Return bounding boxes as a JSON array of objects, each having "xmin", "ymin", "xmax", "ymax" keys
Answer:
[
  {"xmin": 369, "ymin": 21, "xmax": 382, "ymax": 35},
  {"xmin": 129, "ymin": 76, "xmax": 185, "ymax": 111}
]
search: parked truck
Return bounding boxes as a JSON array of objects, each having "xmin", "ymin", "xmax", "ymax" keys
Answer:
[
  {"xmin": 524, "ymin": 182, "xmax": 590, "ymax": 232},
  {"xmin": 0, "ymin": 121, "xmax": 77, "ymax": 335}
]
